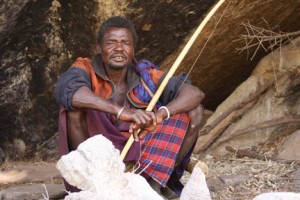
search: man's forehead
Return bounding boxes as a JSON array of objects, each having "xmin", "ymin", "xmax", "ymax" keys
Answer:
[{"xmin": 103, "ymin": 27, "xmax": 133, "ymax": 39}]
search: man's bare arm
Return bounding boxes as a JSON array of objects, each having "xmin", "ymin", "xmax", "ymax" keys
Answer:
[
  {"xmin": 72, "ymin": 86, "xmax": 157, "ymax": 128},
  {"xmin": 72, "ymin": 86, "xmax": 120, "ymax": 115},
  {"xmin": 164, "ymin": 83, "xmax": 205, "ymax": 117}
]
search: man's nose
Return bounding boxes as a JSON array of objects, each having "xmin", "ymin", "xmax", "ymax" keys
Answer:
[{"xmin": 114, "ymin": 42, "xmax": 125, "ymax": 51}]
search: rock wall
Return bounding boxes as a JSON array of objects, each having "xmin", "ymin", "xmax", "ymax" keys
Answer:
[
  {"xmin": 161, "ymin": 0, "xmax": 300, "ymax": 109},
  {"xmin": 0, "ymin": 0, "xmax": 68, "ymax": 161},
  {"xmin": 0, "ymin": 0, "xmax": 215, "ymax": 162},
  {"xmin": 194, "ymin": 36, "xmax": 300, "ymax": 158},
  {"xmin": 1, "ymin": 0, "xmax": 300, "ymax": 162},
  {"xmin": 0, "ymin": 0, "xmax": 112, "ymax": 161}
]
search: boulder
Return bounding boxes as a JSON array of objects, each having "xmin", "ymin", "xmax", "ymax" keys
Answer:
[
  {"xmin": 277, "ymin": 130, "xmax": 300, "ymax": 160},
  {"xmin": 180, "ymin": 162, "xmax": 211, "ymax": 200},
  {"xmin": 194, "ymin": 36, "xmax": 300, "ymax": 157},
  {"xmin": 56, "ymin": 134, "xmax": 164, "ymax": 200}
]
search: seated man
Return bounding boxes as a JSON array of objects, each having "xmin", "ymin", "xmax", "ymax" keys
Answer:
[{"xmin": 54, "ymin": 16, "xmax": 205, "ymax": 197}]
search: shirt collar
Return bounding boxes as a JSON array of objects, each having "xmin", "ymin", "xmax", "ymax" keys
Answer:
[{"xmin": 91, "ymin": 54, "xmax": 140, "ymax": 91}]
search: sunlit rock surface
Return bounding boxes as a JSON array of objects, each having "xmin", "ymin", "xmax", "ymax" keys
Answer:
[
  {"xmin": 180, "ymin": 162, "xmax": 211, "ymax": 200},
  {"xmin": 57, "ymin": 135, "xmax": 163, "ymax": 200}
]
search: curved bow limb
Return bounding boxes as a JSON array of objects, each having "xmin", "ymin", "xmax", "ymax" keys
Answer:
[{"xmin": 120, "ymin": 0, "xmax": 226, "ymax": 161}]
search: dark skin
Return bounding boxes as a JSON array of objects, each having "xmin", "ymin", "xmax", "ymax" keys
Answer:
[{"xmin": 66, "ymin": 27, "xmax": 205, "ymax": 168}]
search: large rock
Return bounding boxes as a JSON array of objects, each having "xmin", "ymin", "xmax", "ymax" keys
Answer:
[
  {"xmin": 181, "ymin": 162, "xmax": 211, "ymax": 200},
  {"xmin": 277, "ymin": 130, "xmax": 300, "ymax": 160},
  {"xmin": 56, "ymin": 134, "xmax": 164, "ymax": 200},
  {"xmin": 194, "ymin": 36, "xmax": 300, "ymax": 157},
  {"xmin": 57, "ymin": 134, "xmax": 213, "ymax": 200}
]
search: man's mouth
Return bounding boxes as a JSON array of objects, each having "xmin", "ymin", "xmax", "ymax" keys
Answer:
[{"xmin": 111, "ymin": 54, "xmax": 127, "ymax": 62}]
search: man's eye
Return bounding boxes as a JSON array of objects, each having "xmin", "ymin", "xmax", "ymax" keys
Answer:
[{"xmin": 123, "ymin": 42, "xmax": 131, "ymax": 45}]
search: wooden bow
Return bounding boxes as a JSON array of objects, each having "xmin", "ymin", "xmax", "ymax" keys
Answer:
[{"xmin": 120, "ymin": 0, "xmax": 225, "ymax": 161}]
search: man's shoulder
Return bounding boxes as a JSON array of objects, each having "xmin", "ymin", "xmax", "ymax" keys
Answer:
[
  {"xmin": 135, "ymin": 59, "xmax": 165, "ymax": 86},
  {"xmin": 70, "ymin": 57, "xmax": 93, "ymax": 73},
  {"xmin": 72, "ymin": 57, "xmax": 92, "ymax": 67},
  {"xmin": 137, "ymin": 59, "xmax": 159, "ymax": 71}
]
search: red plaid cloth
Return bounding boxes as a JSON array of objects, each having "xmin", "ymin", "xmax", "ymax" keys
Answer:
[{"xmin": 138, "ymin": 113, "xmax": 190, "ymax": 186}]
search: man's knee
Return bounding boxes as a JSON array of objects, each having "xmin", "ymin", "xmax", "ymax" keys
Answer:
[{"xmin": 188, "ymin": 104, "xmax": 204, "ymax": 131}]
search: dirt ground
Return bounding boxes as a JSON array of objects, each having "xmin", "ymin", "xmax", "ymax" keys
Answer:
[
  {"xmin": 197, "ymin": 155, "xmax": 300, "ymax": 200},
  {"xmin": 0, "ymin": 154, "xmax": 299, "ymax": 200}
]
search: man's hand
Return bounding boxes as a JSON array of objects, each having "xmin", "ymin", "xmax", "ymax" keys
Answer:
[
  {"xmin": 127, "ymin": 108, "xmax": 167, "ymax": 141},
  {"xmin": 118, "ymin": 108, "xmax": 157, "ymax": 136}
]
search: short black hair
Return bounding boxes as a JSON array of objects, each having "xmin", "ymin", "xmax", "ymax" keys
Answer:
[{"xmin": 96, "ymin": 16, "xmax": 138, "ymax": 46}]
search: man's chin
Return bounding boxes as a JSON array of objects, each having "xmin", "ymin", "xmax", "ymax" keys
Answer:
[{"xmin": 109, "ymin": 63, "xmax": 127, "ymax": 70}]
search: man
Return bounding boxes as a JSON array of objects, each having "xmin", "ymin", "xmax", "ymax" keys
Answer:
[{"xmin": 54, "ymin": 16, "xmax": 205, "ymax": 197}]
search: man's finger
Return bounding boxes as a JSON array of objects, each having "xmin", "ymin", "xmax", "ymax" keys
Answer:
[
  {"xmin": 148, "ymin": 111, "xmax": 157, "ymax": 125},
  {"xmin": 138, "ymin": 129, "xmax": 148, "ymax": 139},
  {"xmin": 133, "ymin": 129, "xmax": 140, "ymax": 142}
]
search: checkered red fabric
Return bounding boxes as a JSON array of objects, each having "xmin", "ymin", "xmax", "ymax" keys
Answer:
[{"xmin": 138, "ymin": 113, "xmax": 190, "ymax": 186}]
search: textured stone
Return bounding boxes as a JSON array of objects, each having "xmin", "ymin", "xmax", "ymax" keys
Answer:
[
  {"xmin": 161, "ymin": 0, "xmax": 300, "ymax": 109},
  {"xmin": 277, "ymin": 130, "xmax": 300, "ymax": 160},
  {"xmin": 57, "ymin": 135, "xmax": 164, "ymax": 200},
  {"xmin": 180, "ymin": 162, "xmax": 211, "ymax": 200},
  {"xmin": 195, "ymin": 36, "xmax": 300, "ymax": 157}
]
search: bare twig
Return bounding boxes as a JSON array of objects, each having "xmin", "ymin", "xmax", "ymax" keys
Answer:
[
  {"xmin": 42, "ymin": 184, "xmax": 49, "ymax": 200},
  {"xmin": 234, "ymin": 21, "xmax": 300, "ymax": 60}
]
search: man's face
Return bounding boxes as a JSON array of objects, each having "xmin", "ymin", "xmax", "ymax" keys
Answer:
[{"xmin": 99, "ymin": 27, "xmax": 135, "ymax": 70}]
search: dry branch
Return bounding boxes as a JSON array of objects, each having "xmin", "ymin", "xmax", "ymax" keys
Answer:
[
  {"xmin": 234, "ymin": 21, "xmax": 300, "ymax": 60},
  {"xmin": 199, "ymin": 76, "xmax": 280, "ymax": 136},
  {"xmin": 225, "ymin": 146, "xmax": 270, "ymax": 161},
  {"xmin": 219, "ymin": 115, "xmax": 300, "ymax": 144},
  {"xmin": 194, "ymin": 110, "xmax": 240, "ymax": 153}
]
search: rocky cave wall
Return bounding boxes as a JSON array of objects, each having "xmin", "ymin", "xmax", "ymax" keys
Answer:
[
  {"xmin": 1, "ymin": 0, "xmax": 300, "ymax": 161},
  {"xmin": 161, "ymin": 0, "xmax": 300, "ymax": 109},
  {"xmin": 0, "ymin": 0, "xmax": 216, "ymax": 161}
]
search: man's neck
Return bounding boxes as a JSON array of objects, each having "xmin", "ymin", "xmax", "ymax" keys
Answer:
[{"xmin": 105, "ymin": 66, "xmax": 127, "ymax": 86}]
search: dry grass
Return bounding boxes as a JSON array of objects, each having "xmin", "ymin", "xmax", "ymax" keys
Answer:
[
  {"xmin": 1, "ymin": 157, "xmax": 299, "ymax": 200},
  {"xmin": 181, "ymin": 154, "xmax": 300, "ymax": 200}
]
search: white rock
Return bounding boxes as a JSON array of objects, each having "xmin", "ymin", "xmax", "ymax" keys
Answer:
[
  {"xmin": 56, "ymin": 135, "xmax": 163, "ymax": 200},
  {"xmin": 123, "ymin": 172, "xmax": 163, "ymax": 199},
  {"xmin": 180, "ymin": 162, "xmax": 211, "ymax": 200},
  {"xmin": 253, "ymin": 192, "xmax": 300, "ymax": 200}
]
